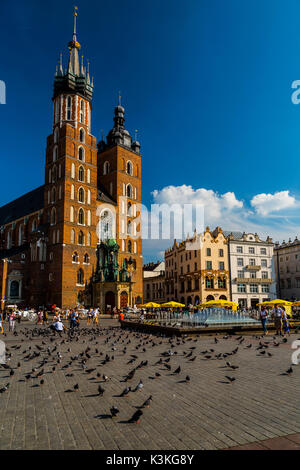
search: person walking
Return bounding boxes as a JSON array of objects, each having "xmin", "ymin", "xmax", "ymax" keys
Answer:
[
  {"xmin": 273, "ymin": 305, "xmax": 283, "ymax": 336},
  {"xmin": 260, "ymin": 307, "xmax": 268, "ymax": 335},
  {"xmin": 282, "ymin": 310, "xmax": 290, "ymax": 336},
  {"xmin": 52, "ymin": 319, "xmax": 65, "ymax": 337},
  {"xmin": 9, "ymin": 311, "xmax": 16, "ymax": 332}
]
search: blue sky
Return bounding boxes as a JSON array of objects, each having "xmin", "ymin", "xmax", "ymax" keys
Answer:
[{"xmin": 1, "ymin": 0, "xmax": 300, "ymax": 261}]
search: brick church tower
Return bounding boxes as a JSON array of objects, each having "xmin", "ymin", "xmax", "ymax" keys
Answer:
[
  {"xmin": 42, "ymin": 8, "xmax": 98, "ymax": 307},
  {"xmin": 97, "ymin": 100, "xmax": 143, "ymax": 305},
  {"xmin": 0, "ymin": 8, "xmax": 143, "ymax": 309}
]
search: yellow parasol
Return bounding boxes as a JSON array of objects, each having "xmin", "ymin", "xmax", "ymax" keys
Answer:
[
  {"xmin": 138, "ymin": 302, "xmax": 161, "ymax": 308},
  {"xmin": 257, "ymin": 299, "xmax": 293, "ymax": 317},
  {"xmin": 161, "ymin": 301, "xmax": 185, "ymax": 308}
]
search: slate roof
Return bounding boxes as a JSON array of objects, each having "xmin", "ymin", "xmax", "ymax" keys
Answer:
[
  {"xmin": 222, "ymin": 230, "xmax": 244, "ymax": 240},
  {"xmin": 0, "ymin": 186, "xmax": 44, "ymax": 227}
]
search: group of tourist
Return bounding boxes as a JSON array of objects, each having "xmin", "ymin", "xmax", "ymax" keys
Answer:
[{"xmin": 259, "ymin": 305, "xmax": 290, "ymax": 336}]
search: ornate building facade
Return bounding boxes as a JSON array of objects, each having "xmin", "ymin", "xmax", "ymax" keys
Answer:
[
  {"xmin": 164, "ymin": 227, "xmax": 230, "ymax": 305},
  {"xmin": 274, "ymin": 237, "xmax": 300, "ymax": 301},
  {"xmin": 0, "ymin": 11, "xmax": 143, "ymax": 309},
  {"xmin": 225, "ymin": 231, "xmax": 275, "ymax": 308}
]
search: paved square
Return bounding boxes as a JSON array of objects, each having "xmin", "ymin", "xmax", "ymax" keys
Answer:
[{"xmin": 0, "ymin": 319, "xmax": 299, "ymax": 450}]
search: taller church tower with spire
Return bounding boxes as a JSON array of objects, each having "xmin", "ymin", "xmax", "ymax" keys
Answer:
[{"xmin": 41, "ymin": 8, "xmax": 143, "ymax": 308}]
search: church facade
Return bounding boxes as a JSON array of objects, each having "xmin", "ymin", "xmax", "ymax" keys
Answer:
[{"xmin": 0, "ymin": 11, "xmax": 143, "ymax": 309}]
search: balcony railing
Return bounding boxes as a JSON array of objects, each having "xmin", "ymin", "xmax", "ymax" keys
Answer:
[{"xmin": 235, "ymin": 277, "xmax": 273, "ymax": 284}]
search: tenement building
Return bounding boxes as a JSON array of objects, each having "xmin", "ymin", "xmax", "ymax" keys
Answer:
[
  {"xmin": 164, "ymin": 227, "xmax": 230, "ymax": 305},
  {"xmin": 0, "ymin": 11, "xmax": 143, "ymax": 309},
  {"xmin": 225, "ymin": 231, "xmax": 275, "ymax": 308},
  {"xmin": 143, "ymin": 261, "xmax": 165, "ymax": 303},
  {"xmin": 274, "ymin": 237, "xmax": 300, "ymax": 300}
]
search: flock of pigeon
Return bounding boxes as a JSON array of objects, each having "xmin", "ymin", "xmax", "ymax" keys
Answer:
[{"xmin": 0, "ymin": 323, "xmax": 296, "ymax": 428}]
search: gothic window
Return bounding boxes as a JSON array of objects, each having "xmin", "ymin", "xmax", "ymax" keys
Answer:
[
  {"xmin": 79, "ymin": 128, "xmax": 85, "ymax": 143},
  {"xmin": 78, "ymin": 230, "xmax": 84, "ymax": 245},
  {"xmin": 70, "ymin": 206, "xmax": 74, "ymax": 223},
  {"xmin": 87, "ymin": 190, "xmax": 91, "ymax": 204},
  {"xmin": 87, "ymin": 232, "xmax": 91, "ymax": 246},
  {"xmin": 71, "ymin": 184, "xmax": 75, "ymax": 200},
  {"xmin": 78, "ymin": 208, "xmax": 84, "ymax": 225},
  {"xmin": 128, "ymin": 240, "xmax": 132, "ymax": 253},
  {"xmin": 71, "ymin": 229, "xmax": 75, "ymax": 244},
  {"xmin": 7, "ymin": 230, "xmax": 12, "ymax": 249},
  {"xmin": 10, "ymin": 280, "xmax": 19, "ymax": 298},
  {"xmin": 51, "ymin": 187, "xmax": 56, "ymax": 203},
  {"xmin": 103, "ymin": 161, "xmax": 110, "ymax": 175},
  {"xmin": 72, "ymin": 252, "xmax": 79, "ymax": 263},
  {"xmin": 78, "ymin": 146, "xmax": 84, "ymax": 161},
  {"xmin": 80, "ymin": 100, "xmax": 85, "ymax": 123},
  {"xmin": 54, "ymin": 100, "xmax": 60, "ymax": 124},
  {"xmin": 66, "ymin": 96, "xmax": 72, "ymax": 120},
  {"xmin": 54, "ymin": 127, "xmax": 59, "ymax": 143},
  {"xmin": 52, "ymin": 166, "xmax": 57, "ymax": 183},
  {"xmin": 99, "ymin": 210, "xmax": 114, "ymax": 240},
  {"xmin": 71, "ymin": 163, "xmax": 75, "ymax": 179},
  {"xmin": 87, "ymin": 169, "xmax": 91, "ymax": 183},
  {"xmin": 51, "ymin": 207, "xmax": 56, "ymax": 226},
  {"xmin": 78, "ymin": 187, "xmax": 85, "ymax": 203},
  {"xmin": 18, "ymin": 225, "xmax": 23, "ymax": 246},
  {"xmin": 126, "ymin": 161, "xmax": 133, "ymax": 175},
  {"xmin": 77, "ymin": 268, "xmax": 84, "ymax": 285},
  {"xmin": 87, "ymin": 210, "xmax": 91, "ymax": 226},
  {"xmin": 53, "ymin": 145, "xmax": 58, "ymax": 162},
  {"xmin": 84, "ymin": 253, "xmax": 89, "ymax": 264},
  {"xmin": 79, "ymin": 166, "xmax": 84, "ymax": 182},
  {"xmin": 126, "ymin": 184, "xmax": 133, "ymax": 198}
]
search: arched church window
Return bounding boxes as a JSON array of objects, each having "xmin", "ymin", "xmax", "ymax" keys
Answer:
[
  {"xmin": 79, "ymin": 166, "xmax": 84, "ymax": 182},
  {"xmin": 67, "ymin": 96, "xmax": 72, "ymax": 120},
  {"xmin": 53, "ymin": 145, "xmax": 58, "ymax": 162},
  {"xmin": 78, "ymin": 146, "xmax": 84, "ymax": 161},
  {"xmin": 54, "ymin": 127, "xmax": 59, "ymax": 143},
  {"xmin": 103, "ymin": 161, "xmax": 110, "ymax": 175},
  {"xmin": 71, "ymin": 229, "xmax": 75, "ymax": 244},
  {"xmin": 80, "ymin": 100, "xmax": 85, "ymax": 124},
  {"xmin": 87, "ymin": 232, "xmax": 91, "ymax": 246},
  {"xmin": 79, "ymin": 128, "xmax": 85, "ymax": 143},
  {"xmin": 126, "ymin": 161, "xmax": 133, "ymax": 176},
  {"xmin": 99, "ymin": 210, "xmax": 114, "ymax": 240},
  {"xmin": 127, "ymin": 184, "xmax": 133, "ymax": 198},
  {"xmin": 78, "ymin": 230, "xmax": 84, "ymax": 245},
  {"xmin": 51, "ymin": 207, "xmax": 56, "ymax": 226},
  {"xmin": 78, "ymin": 208, "xmax": 84, "ymax": 225},
  {"xmin": 78, "ymin": 187, "xmax": 85, "ymax": 203},
  {"xmin": 72, "ymin": 252, "xmax": 79, "ymax": 263},
  {"xmin": 84, "ymin": 253, "xmax": 89, "ymax": 264}
]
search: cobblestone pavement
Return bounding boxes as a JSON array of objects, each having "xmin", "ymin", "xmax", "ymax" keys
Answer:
[{"xmin": 0, "ymin": 319, "xmax": 299, "ymax": 450}]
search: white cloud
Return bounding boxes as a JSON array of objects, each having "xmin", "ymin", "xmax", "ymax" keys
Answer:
[
  {"xmin": 250, "ymin": 191, "xmax": 297, "ymax": 216},
  {"xmin": 141, "ymin": 185, "xmax": 300, "ymax": 262},
  {"xmin": 152, "ymin": 185, "xmax": 243, "ymax": 221}
]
